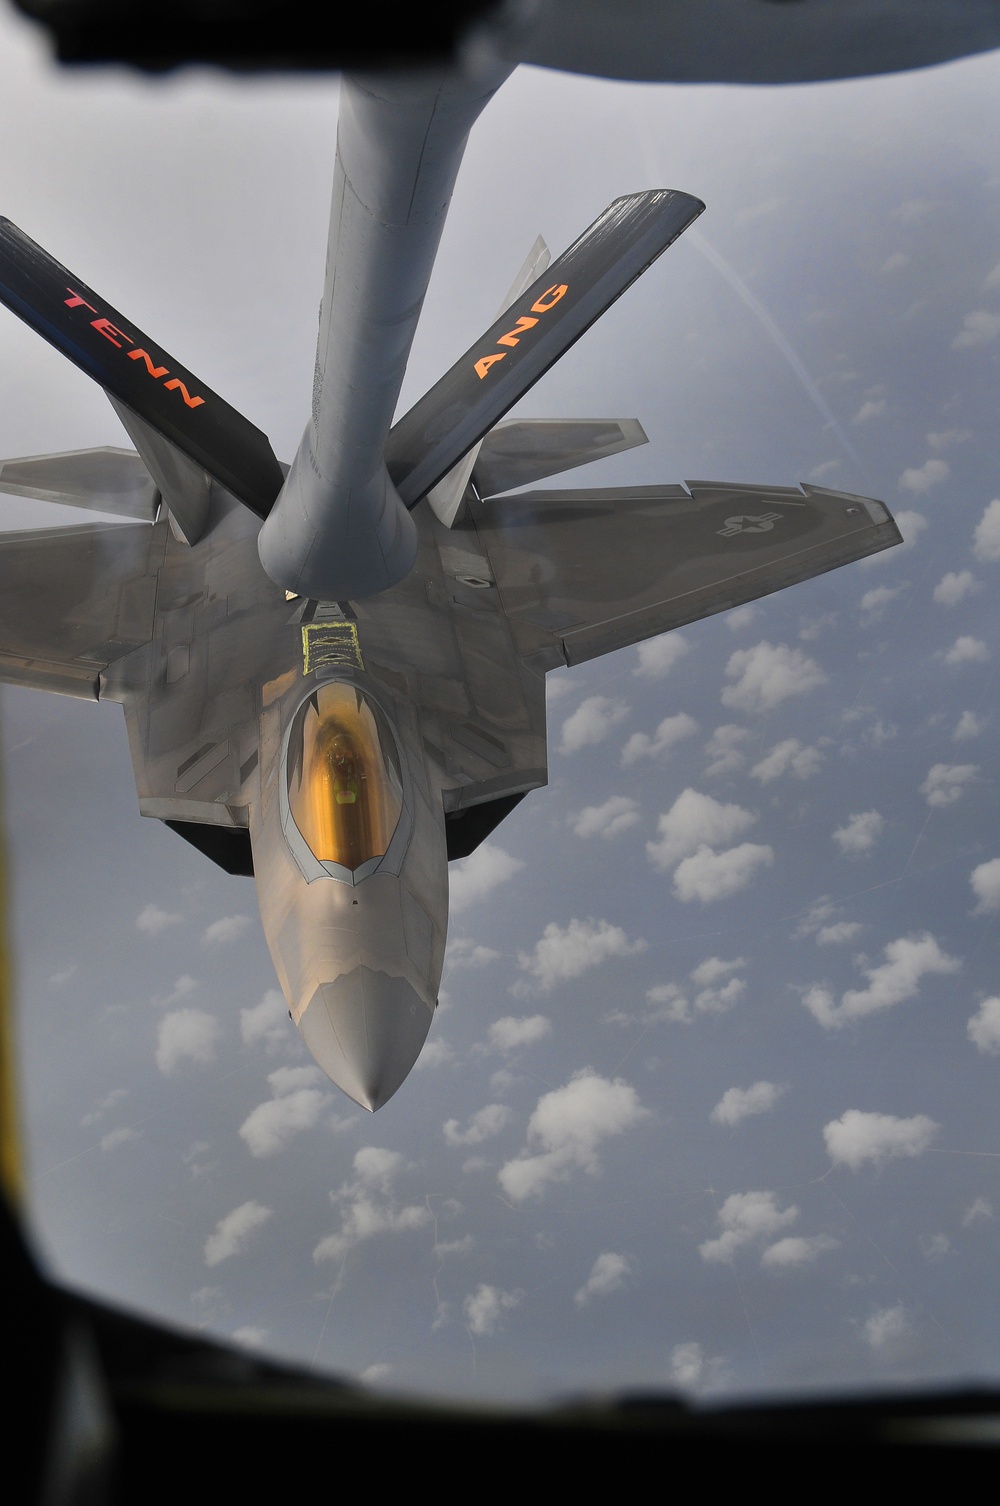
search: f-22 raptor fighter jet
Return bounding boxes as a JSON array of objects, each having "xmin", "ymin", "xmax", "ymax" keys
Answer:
[{"xmin": 0, "ymin": 71, "xmax": 900, "ymax": 1111}]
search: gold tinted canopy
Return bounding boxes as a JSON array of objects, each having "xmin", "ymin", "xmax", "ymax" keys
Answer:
[{"xmin": 287, "ymin": 684, "xmax": 403, "ymax": 871}]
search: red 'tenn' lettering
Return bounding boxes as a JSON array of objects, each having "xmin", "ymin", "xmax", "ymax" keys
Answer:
[{"xmin": 64, "ymin": 288, "xmax": 205, "ymax": 409}]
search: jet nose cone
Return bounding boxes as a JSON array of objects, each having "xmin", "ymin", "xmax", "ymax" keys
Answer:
[{"xmin": 298, "ymin": 967, "xmax": 433, "ymax": 1111}]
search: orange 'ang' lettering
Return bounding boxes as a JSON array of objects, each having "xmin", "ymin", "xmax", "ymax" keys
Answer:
[
  {"xmin": 129, "ymin": 349, "xmax": 169, "ymax": 379},
  {"xmin": 163, "ymin": 378, "xmax": 205, "ymax": 409},
  {"xmin": 530, "ymin": 284, "xmax": 568, "ymax": 314},
  {"xmin": 474, "ymin": 352, "xmax": 506, "ymax": 380},
  {"xmin": 497, "ymin": 316, "xmax": 538, "ymax": 348}
]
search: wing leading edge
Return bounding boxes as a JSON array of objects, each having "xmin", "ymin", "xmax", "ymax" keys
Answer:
[{"xmin": 469, "ymin": 481, "xmax": 901, "ymax": 668}]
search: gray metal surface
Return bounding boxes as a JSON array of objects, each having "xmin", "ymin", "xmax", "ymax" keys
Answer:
[
  {"xmin": 473, "ymin": 418, "xmax": 648, "ymax": 499},
  {"xmin": 0, "ymin": 447, "xmax": 157, "ymax": 520}
]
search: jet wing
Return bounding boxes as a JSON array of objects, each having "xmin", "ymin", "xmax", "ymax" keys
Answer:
[
  {"xmin": 469, "ymin": 481, "xmax": 901, "ymax": 668},
  {"xmin": 0, "ymin": 520, "xmax": 161, "ymax": 698}
]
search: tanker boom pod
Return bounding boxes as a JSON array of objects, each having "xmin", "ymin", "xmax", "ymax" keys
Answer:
[{"xmin": 0, "ymin": 72, "xmax": 903, "ymax": 1109}]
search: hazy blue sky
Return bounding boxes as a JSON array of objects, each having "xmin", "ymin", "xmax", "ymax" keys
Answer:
[{"xmin": 2, "ymin": 10, "xmax": 1000, "ymax": 1403}]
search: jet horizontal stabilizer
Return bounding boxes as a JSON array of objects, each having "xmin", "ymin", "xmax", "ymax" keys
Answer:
[
  {"xmin": 473, "ymin": 417, "xmax": 648, "ymax": 498},
  {"xmin": 0, "ymin": 446, "xmax": 158, "ymax": 520},
  {"xmin": 386, "ymin": 190, "xmax": 704, "ymax": 507},
  {"xmin": 0, "ymin": 218, "xmax": 284, "ymax": 520}
]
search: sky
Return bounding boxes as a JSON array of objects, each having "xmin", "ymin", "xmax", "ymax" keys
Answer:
[{"xmin": 2, "ymin": 10, "xmax": 1000, "ymax": 1405}]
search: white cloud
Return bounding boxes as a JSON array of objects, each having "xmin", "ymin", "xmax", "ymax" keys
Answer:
[
  {"xmin": 880, "ymin": 251, "xmax": 908, "ymax": 274},
  {"xmin": 710, "ymin": 1081, "xmax": 785, "ymax": 1126},
  {"xmin": 816, "ymin": 921, "xmax": 862, "ymax": 946},
  {"xmin": 823, "ymin": 1110, "xmax": 940, "ymax": 1170},
  {"xmin": 963, "ymin": 1197, "xmax": 993, "ymax": 1226},
  {"xmin": 202, "ymin": 914, "xmax": 252, "ymax": 946},
  {"xmin": 646, "ymin": 789, "xmax": 757, "ymax": 871},
  {"xmin": 487, "ymin": 1014, "xmax": 551, "ymax": 1052},
  {"xmin": 852, "ymin": 398, "xmax": 886, "ymax": 425},
  {"xmin": 571, "ymin": 795, "xmax": 640, "ymax": 839},
  {"xmin": 360, "ymin": 1362, "xmax": 393, "ymax": 1384},
  {"xmin": 100, "ymin": 1126, "xmax": 141, "ymax": 1152},
  {"xmin": 693, "ymin": 977, "xmax": 746, "ymax": 1014},
  {"xmin": 413, "ymin": 1037, "xmax": 454, "ymax": 1069},
  {"xmin": 751, "ymin": 738, "xmax": 823, "ymax": 784},
  {"xmin": 861, "ymin": 510, "xmax": 927, "ymax": 563},
  {"xmin": 463, "ymin": 1284, "xmax": 521, "ymax": 1336},
  {"xmin": 574, "ymin": 1252, "xmax": 631, "ymax": 1306},
  {"xmin": 865, "ymin": 1304, "xmax": 909, "ymax": 1351},
  {"xmin": 443, "ymin": 1104, "xmax": 511, "ymax": 1147},
  {"xmin": 205, "ymin": 1201, "xmax": 273, "ymax": 1267},
  {"xmin": 927, "ymin": 427, "xmax": 970, "ymax": 451},
  {"xmin": 672, "ymin": 843, "xmax": 774, "ymax": 904},
  {"xmin": 722, "ymin": 641, "xmax": 826, "ymax": 714},
  {"xmin": 973, "ymin": 499, "xmax": 1000, "ymax": 561},
  {"xmin": 699, "ymin": 1191, "xmax": 798, "ymax": 1264},
  {"xmin": 832, "ymin": 810, "xmax": 883, "ymax": 855},
  {"xmin": 137, "ymin": 902, "xmax": 182, "ymax": 936},
  {"xmin": 920, "ymin": 763, "xmax": 977, "ymax": 808},
  {"xmin": 240, "ymin": 990, "xmax": 289, "ymax": 1051},
  {"xmin": 899, "ymin": 458, "xmax": 948, "ymax": 494},
  {"xmin": 971, "ymin": 858, "xmax": 1000, "ymax": 913},
  {"xmin": 943, "ymin": 635, "xmax": 990, "ymax": 665},
  {"xmin": 986, "ymin": 261, "xmax": 1000, "ymax": 290},
  {"xmin": 761, "ymin": 1234, "xmax": 838, "ymax": 1269},
  {"xmin": 933, "ymin": 570, "xmax": 979, "ymax": 605},
  {"xmin": 922, "ymin": 1233, "xmax": 951, "ymax": 1262},
  {"xmin": 446, "ymin": 938, "xmax": 501, "ymax": 968},
  {"xmin": 559, "ymin": 695, "xmax": 629, "ymax": 754},
  {"xmin": 669, "ymin": 1341, "xmax": 731, "ymax": 1393},
  {"xmin": 516, "ymin": 918, "xmax": 646, "ymax": 992},
  {"xmin": 968, "ymin": 997, "xmax": 1000, "ymax": 1055},
  {"xmin": 953, "ymin": 711, "xmax": 983, "ymax": 742},
  {"xmin": 803, "ymin": 933, "xmax": 959, "ymax": 1030},
  {"xmin": 859, "ymin": 584, "xmax": 904, "ymax": 618},
  {"xmin": 621, "ymin": 712, "xmax": 698, "ymax": 767},
  {"xmin": 633, "ymin": 633, "xmax": 688, "ymax": 678},
  {"xmin": 313, "ymin": 1147, "xmax": 431, "ymax": 1264},
  {"xmin": 646, "ymin": 961, "xmax": 746, "ymax": 1024},
  {"xmin": 691, "ymin": 956, "xmax": 745, "ymax": 987},
  {"xmin": 156, "ymin": 1009, "xmax": 221, "ymax": 1075},
  {"xmin": 725, "ymin": 604, "xmax": 759, "ymax": 631},
  {"xmin": 703, "ymin": 723, "xmax": 751, "ymax": 777},
  {"xmin": 232, "ymin": 1326, "xmax": 269, "ymax": 1349},
  {"xmin": 239, "ymin": 1067, "xmax": 330, "ymax": 1157},
  {"xmin": 498, "ymin": 1070, "xmax": 647, "ymax": 1202},
  {"xmin": 81, "ymin": 1087, "xmax": 129, "ymax": 1127},
  {"xmin": 450, "ymin": 844, "xmax": 524, "ymax": 914},
  {"xmin": 952, "ymin": 309, "xmax": 1000, "ymax": 349},
  {"xmin": 645, "ymin": 982, "xmax": 691, "ymax": 1024}
]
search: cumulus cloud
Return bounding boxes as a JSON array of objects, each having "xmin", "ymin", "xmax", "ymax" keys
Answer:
[
  {"xmin": 450, "ymin": 844, "xmax": 524, "ymax": 914},
  {"xmin": 644, "ymin": 982, "xmax": 692, "ymax": 1024},
  {"xmin": 816, "ymin": 921, "xmax": 862, "ymax": 946},
  {"xmin": 673, "ymin": 843, "xmax": 774, "ymax": 904},
  {"xmin": 710, "ymin": 1081, "xmax": 785, "ymax": 1126},
  {"xmin": 313, "ymin": 1147, "xmax": 431, "ymax": 1264},
  {"xmin": 865, "ymin": 1304, "xmax": 909, "ymax": 1351},
  {"xmin": 156, "ymin": 1009, "xmax": 221, "ymax": 1075},
  {"xmin": 443, "ymin": 1104, "xmax": 511, "ymax": 1147},
  {"xmin": 621, "ymin": 712, "xmax": 698, "ymax": 767},
  {"xmin": 240, "ymin": 990, "xmax": 289, "ymax": 1051},
  {"xmin": 722, "ymin": 641, "xmax": 826, "ymax": 715},
  {"xmin": 205, "ymin": 1200, "xmax": 273, "ymax": 1267},
  {"xmin": 202, "ymin": 914, "xmax": 252, "ymax": 946},
  {"xmin": 232, "ymin": 1326, "xmax": 269, "ymax": 1349},
  {"xmin": 487, "ymin": 1014, "xmax": 551, "ymax": 1052},
  {"xmin": 81, "ymin": 1087, "xmax": 129, "ymax": 1128},
  {"xmin": 971, "ymin": 858, "xmax": 1000, "ymax": 913},
  {"xmin": 802, "ymin": 933, "xmax": 959, "ymax": 1029},
  {"xmin": 571, "ymin": 795, "xmax": 640, "ymax": 839},
  {"xmin": 574, "ymin": 1252, "xmax": 631, "ymax": 1306},
  {"xmin": 633, "ymin": 633, "xmax": 688, "ymax": 678},
  {"xmin": 852, "ymin": 398, "xmax": 886, "ymax": 425},
  {"xmin": 137, "ymin": 902, "xmax": 182, "ymax": 936},
  {"xmin": 952, "ymin": 309, "xmax": 1000, "ymax": 349},
  {"xmin": 669, "ymin": 1342, "xmax": 731, "ymax": 1393},
  {"xmin": 463, "ymin": 1284, "xmax": 521, "ymax": 1336},
  {"xmin": 239, "ymin": 1067, "xmax": 330, "ymax": 1157},
  {"xmin": 726, "ymin": 604, "xmax": 759, "ymax": 632},
  {"xmin": 699, "ymin": 1191, "xmax": 798, "ymax": 1264},
  {"xmin": 943, "ymin": 635, "xmax": 990, "ymax": 666},
  {"xmin": 691, "ymin": 956, "xmax": 745, "ymax": 987},
  {"xmin": 953, "ymin": 711, "xmax": 983, "ymax": 741},
  {"xmin": 446, "ymin": 938, "xmax": 500, "ymax": 969},
  {"xmin": 646, "ymin": 959, "xmax": 746, "ymax": 1024},
  {"xmin": 933, "ymin": 570, "xmax": 979, "ymax": 605},
  {"xmin": 823, "ymin": 1110, "xmax": 940, "ymax": 1169},
  {"xmin": 859, "ymin": 585, "xmax": 904, "ymax": 619},
  {"xmin": 761, "ymin": 1235, "xmax": 838, "ymax": 1269},
  {"xmin": 963, "ymin": 1197, "xmax": 993, "ymax": 1226},
  {"xmin": 646, "ymin": 789, "xmax": 757, "ymax": 871},
  {"xmin": 973, "ymin": 499, "xmax": 1000, "ymax": 562},
  {"xmin": 920, "ymin": 763, "xmax": 977, "ymax": 808},
  {"xmin": 703, "ymin": 724, "xmax": 751, "ymax": 777},
  {"xmin": 899, "ymin": 458, "xmax": 948, "ymax": 494},
  {"xmin": 832, "ymin": 810, "xmax": 883, "ymax": 855},
  {"xmin": 498, "ymin": 1070, "xmax": 647, "ymax": 1202},
  {"xmin": 968, "ymin": 997, "xmax": 1000, "ymax": 1055},
  {"xmin": 559, "ymin": 695, "xmax": 629, "ymax": 754},
  {"xmin": 515, "ymin": 918, "xmax": 646, "ymax": 993},
  {"xmin": 100, "ymin": 1126, "xmax": 141, "ymax": 1152},
  {"xmin": 751, "ymin": 738, "xmax": 823, "ymax": 784}
]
